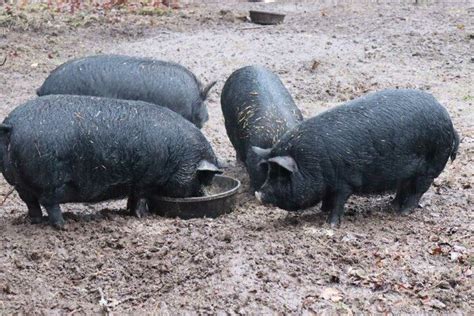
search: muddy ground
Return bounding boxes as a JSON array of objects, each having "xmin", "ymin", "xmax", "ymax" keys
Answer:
[{"xmin": 0, "ymin": 1, "xmax": 473, "ymax": 314}]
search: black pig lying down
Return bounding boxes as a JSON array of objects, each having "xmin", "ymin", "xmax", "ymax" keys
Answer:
[
  {"xmin": 0, "ymin": 95, "xmax": 221, "ymax": 229},
  {"xmin": 36, "ymin": 55, "xmax": 216, "ymax": 129},
  {"xmin": 255, "ymin": 89, "xmax": 459, "ymax": 227},
  {"xmin": 221, "ymin": 65, "xmax": 303, "ymax": 190}
]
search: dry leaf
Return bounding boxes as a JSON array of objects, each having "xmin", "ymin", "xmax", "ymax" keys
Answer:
[
  {"xmin": 430, "ymin": 246, "xmax": 442, "ymax": 255},
  {"xmin": 311, "ymin": 60, "xmax": 321, "ymax": 71}
]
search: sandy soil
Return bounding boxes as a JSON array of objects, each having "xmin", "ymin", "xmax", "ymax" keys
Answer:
[{"xmin": 0, "ymin": 1, "xmax": 473, "ymax": 314}]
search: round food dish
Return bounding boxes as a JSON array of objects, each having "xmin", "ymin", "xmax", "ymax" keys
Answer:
[
  {"xmin": 249, "ymin": 10, "xmax": 286, "ymax": 25},
  {"xmin": 149, "ymin": 175, "xmax": 241, "ymax": 219}
]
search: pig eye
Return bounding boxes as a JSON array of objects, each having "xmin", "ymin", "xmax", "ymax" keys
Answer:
[{"xmin": 259, "ymin": 161, "xmax": 269, "ymax": 175}]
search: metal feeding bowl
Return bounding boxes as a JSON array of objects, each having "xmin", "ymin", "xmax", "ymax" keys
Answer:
[
  {"xmin": 249, "ymin": 10, "xmax": 285, "ymax": 25},
  {"xmin": 149, "ymin": 175, "xmax": 241, "ymax": 219}
]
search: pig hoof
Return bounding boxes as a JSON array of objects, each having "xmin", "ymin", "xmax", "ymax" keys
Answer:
[
  {"xmin": 326, "ymin": 216, "xmax": 341, "ymax": 228},
  {"xmin": 255, "ymin": 191, "xmax": 263, "ymax": 204},
  {"xmin": 399, "ymin": 208, "xmax": 415, "ymax": 216},
  {"xmin": 133, "ymin": 200, "xmax": 149, "ymax": 218},
  {"xmin": 30, "ymin": 216, "xmax": 43, "ymax": 224},
  {"xmin": 50, "ymin": 218, "xmax": 66, "ymax": 230},
  {"xmin": 134, "ymin": 209, "xmax": 149, "ymax": 218},
  {"xmin": 387, "ymin": 203, "xmax": 400, "ymax": 213}
]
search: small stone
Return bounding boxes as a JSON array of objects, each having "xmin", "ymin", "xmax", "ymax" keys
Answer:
[
  {"xmin": 14, "ymin": 258, "xmax": 26, "ymax": 269},
  {"xmin": 425, "ymin": 298, "xmax": 446, "ymax": 309},
  {"xmin": 222, "ymin": 232, "xmax": 232, "ymax": 243},
  {"xmin": 324, "ymin": 229, "xmax": 334, "ymax": 237},
  {"xmin": 342, "ymin": 233, "xmax": 357, "ymax": 243},
  {"xmin": 320, "ymin": 287, "xmax": 343, "ymax": 302},
  {"xmin": 436, "ymin": 280, "xmax": 451, "ymax": 289}
]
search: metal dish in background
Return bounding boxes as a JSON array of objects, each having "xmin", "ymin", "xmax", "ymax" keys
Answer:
[
  {"xmin": 249, "ymin": 10, "xmax": 285, "ymax": 25},
  {"xmin": 148, "ymin": 175, "xmax": 241, "ymax": 219}
]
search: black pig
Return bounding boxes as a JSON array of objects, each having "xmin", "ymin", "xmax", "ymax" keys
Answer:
[
  {"xmin": 0, "ymin": 95, "xmax": 221, "ymax": 229},
  {"xmin": 221, "ymin": 65, "xmax": 303, "ymax": 190},
  {"xmin": 36, "ymin": 55, "xmax": 216, "ymax": 128},
  {"xmin": 255, "ymin": 89, "xmax": 459, "ymax": 227}
]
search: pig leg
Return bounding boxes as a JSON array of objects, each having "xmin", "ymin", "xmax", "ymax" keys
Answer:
[
  {"xmin": 391, "ymin": 179, "xmax": 411, "ymax": 212},
  {"xmin": 325, "ymin": 189, "xmax": 352, "ymax": 228},
  {"xmin": 321, "ymin": 195, "xmax": 334, "ymax": 213},
  {"xmin": 17, "ymin": 190, "xmax": 43, "ymax": 224},
  {"xmin": 26, "ymin": 201, "xmax": 43, "ymax": 224},
  {"xmin": 126, "ymin": 195, "xmax": 136, "ymax": 213},
  {"xmin": 127, "ymin": 194, "xmax": 149, "ymax": 218},
  {"xmin": 134, "ymin": 199, "xmax": 149, "ymax": 218},
  {"xmin": 43, "ymin": 204, "xmax": 65, "ymax": 229},
  {"xmin": 398, "ymin": 176, "xmax": 433, "ymax": 215}
]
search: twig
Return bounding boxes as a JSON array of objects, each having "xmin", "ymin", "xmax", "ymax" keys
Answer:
[
  {"xmin": 451, "ymin": 234, "xmax": 472, "ymax": 243},
  {"xmin": 88, "ymin": 267, "xmax": 115, "ymax": 279},
  {"xmin": 0, "ymin": 187, "xmax": 14, "ymax": 206},
  {"xmin": 106, "ymin": 296, "xmax": 137, "ymax": 308},
  {"xmin": 67, "ymin": 307, "xmax": 83, "ymax": 316},
  {"xmin": 238, "ymin": 25, "xmax": 267, "ymax": 31},
  {"xmin": 97, "ymin": 288, "xmax": 109, "ymax": 312},
  {"xmin": 45, "ymin": 251, "xmax": 56, "ymax": 266}
]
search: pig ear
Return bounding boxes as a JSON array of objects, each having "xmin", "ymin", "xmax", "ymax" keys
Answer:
[
  {"xmin": 252, "ymin": 146, "xmax": 271, "ymax": 159},
  {"xmin": 197, "ymin": 160, "xmax": 222, "ymax": 186},
  {"xmin": 200, "ymin": 81, "xmax": 217, "ymax": 100},
  {"xmin": 268, "ymin": 156, "xmax": 298, "ymax": 173},
  {"xmin": 197, "ymin": 160, "xmax": 223, "ymax": 174}
]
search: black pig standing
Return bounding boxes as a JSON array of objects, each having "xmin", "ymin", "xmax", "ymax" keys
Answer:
[
  {"xmin": 255, "ymin": 89, "xmax": 459, "ymax": 227},
  {"xmin": 0, "ymin": 95, "xmax": 221, "ymax": 229},
  {"xmin": 221, "ymin": 65, "xmax": 303, "ymax": 190},
  {"xmin": 36, "ymin": 55, "xmax": 216, "ymax": 128}
]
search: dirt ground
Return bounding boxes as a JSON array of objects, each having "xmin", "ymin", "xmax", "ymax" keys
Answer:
[{"xmin": 0, "ymin": 1, "xmax": 473, "ymax": 314}]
